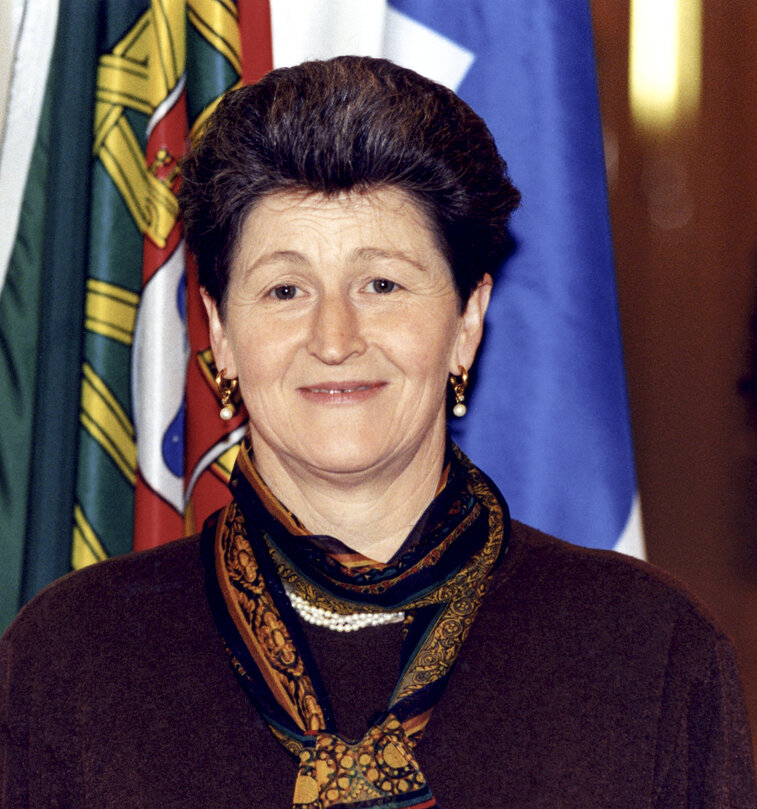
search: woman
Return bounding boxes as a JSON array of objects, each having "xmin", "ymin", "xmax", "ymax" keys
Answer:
[{"xmin": 1, "ymin": 57, "xmax": 755, "ymax": 808}]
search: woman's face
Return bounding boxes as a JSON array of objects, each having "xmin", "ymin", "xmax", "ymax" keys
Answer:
[{"xmin": 203, "ymin": 187, "xmax": 490, "ymax": 483}]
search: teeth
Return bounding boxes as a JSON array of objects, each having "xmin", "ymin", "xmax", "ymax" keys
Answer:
[{"xmin": 312, "ymin": 386, "xmax": 369, "ymax": 394}]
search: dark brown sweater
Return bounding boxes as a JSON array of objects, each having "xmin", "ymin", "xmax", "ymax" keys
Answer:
[{"xmin": 1, "ymin": 521, "xmax": 755, "ymax": 808}]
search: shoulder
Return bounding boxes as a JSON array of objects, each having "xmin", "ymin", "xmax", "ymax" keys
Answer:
[
  {"xmin": 1, "ymin": 534, "xmax": 205, "ymax": 655},
  {"xmin": 470, "ymin": 521, "xmax": 748, "ymax": 736},
  {"xmin": 483, "ymin": 520, "xmax": 734, "ymax": 655},
  {"xmin": 442, "ymin": 526, "xmax": 757, "ymax": 806}
]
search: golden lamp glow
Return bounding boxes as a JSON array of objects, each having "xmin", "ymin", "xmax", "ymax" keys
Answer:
[{"xmin": 629, "ymin": 0, "xmax": 701, "ymax": 130}]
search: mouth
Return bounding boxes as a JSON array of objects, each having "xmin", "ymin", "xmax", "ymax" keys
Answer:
[
  {"xmin": 307, "ymin": 384, "xmax": 376, "ymax": 394},
  {"xmin": 298, "ymin": 381, "xmax": 386, "ymax": 403}
]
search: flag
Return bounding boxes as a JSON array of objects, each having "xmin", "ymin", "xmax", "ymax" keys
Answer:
[
  {"xmin": 0, "ymin": 0, "xmax": 98, "ymax": 629},
  {"xmin": 0, "ymin": 0, "xmax": 640, "ymax": 633},
  {"xmin": 399, "ymin": 0, "xmax": 642, "ymax": 555},
  {"xmin": 0, "ymin": 0, "xmax": 266, "ymax": 630}
]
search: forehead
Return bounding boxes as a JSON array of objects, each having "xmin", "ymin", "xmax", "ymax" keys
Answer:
[{"xmin": 233, "ymin": 186, "xmax": 443, "ymax": 259}]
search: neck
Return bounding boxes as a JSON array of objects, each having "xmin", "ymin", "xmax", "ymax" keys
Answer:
[{"xmin": 248, "ymin": 429, "xmax": 447, "ymax": 563}]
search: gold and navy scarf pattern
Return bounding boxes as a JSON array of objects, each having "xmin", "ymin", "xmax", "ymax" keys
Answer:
[{"xmin": 202, "ymin": 441, "xmax": 509, "ymax": 809}]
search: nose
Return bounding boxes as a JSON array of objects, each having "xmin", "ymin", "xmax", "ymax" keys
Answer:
[{"xmin": 306, "ymin": 291, "xmax": 366, "ymax": 364}]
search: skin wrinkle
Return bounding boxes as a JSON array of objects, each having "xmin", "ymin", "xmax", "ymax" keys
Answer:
[{"xmin": 203, "ymin": 187, "xmax": 491, "ymax": 562}]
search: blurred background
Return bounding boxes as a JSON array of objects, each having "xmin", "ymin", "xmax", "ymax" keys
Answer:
[{"xmin": 591, "ymin": 0, "xmax": 757, "ymax": 754}]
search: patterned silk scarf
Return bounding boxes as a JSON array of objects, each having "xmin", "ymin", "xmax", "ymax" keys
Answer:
[{"xmin": 202, "ymin": 440, "xmax": 509, "ymax": 809}]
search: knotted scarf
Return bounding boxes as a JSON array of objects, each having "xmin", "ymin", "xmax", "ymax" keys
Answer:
[{"xmin": 202, "ymin": 440, "xmax": 509, "ymax": 809}]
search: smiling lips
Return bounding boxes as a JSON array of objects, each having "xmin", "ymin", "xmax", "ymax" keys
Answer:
[{"xmin": 298, "ymin": 381, "xmax": 387, "ymax": 404}]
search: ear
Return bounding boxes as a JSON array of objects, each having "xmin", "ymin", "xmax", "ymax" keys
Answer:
[
  {"xmin": 450, "ymin": 274, "xmax": 492, "ymax": 374},
  {"xmin": 200, "ymin": 288, "xmax": 238, "ymax": 379}
]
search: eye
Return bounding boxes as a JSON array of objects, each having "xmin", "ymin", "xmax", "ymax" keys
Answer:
[
  {"xmin": 270, "ymin": 284, "xmax": 299, "ymax": 300},
  {"xmin": 368, "ymin": 278, "xmax": 398, "ymax": 294}
]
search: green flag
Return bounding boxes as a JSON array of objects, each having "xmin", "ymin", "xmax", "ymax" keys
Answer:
[
  {"xmin": 0, "ymin": 0, "xmax": 99, "ymax": 630},
  {"xmin": 0, "ymin": 0, "xmax": 246, "ymax": 633}
]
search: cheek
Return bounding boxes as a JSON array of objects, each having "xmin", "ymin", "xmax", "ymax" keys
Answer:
[
  {"xmin": 236, "ymin": 350, "xmax": 277, "ymax": 391},
  {"xmin": 386, "ymin": 312, "xmax": 461, "ymax": 379},
  {"xmin": 228, "ymin": 321, "xmax": 301, "ymax": 396},
  {"xmin": 222, "ymin": 326, "xmax": 263, "ymax": 387}
]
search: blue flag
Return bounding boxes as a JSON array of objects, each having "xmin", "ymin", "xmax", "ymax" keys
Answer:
[{"xmin": 381, "ymin": 0, "xmax": 640, "ymax": 551}]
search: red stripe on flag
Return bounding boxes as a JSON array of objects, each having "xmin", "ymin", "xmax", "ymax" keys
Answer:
[
  {"xmin": 238, "ymin": 0, "xmax": 274, "ymax": 84},
  {"xmin": 142, "ymin": 90, "xmax": 186, "ymax": 283},
  {"xmin": 133, "ymin": 471, "xmax": 184, "ymax": 551},
  {"xmin": 184, "ymin": 254, "xmax": 247, "ymax": 536},
  {"xmin": 133, "ymin": 88, "xmax": 188, "ymax": 550}
]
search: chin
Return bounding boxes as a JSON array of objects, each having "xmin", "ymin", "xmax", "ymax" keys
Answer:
[
  {"xmin": 297, "ymin": 408, "xmax": 445, "ymax": 476},
  {"xmin": 299, "ymin": 439, "xmax": 390, "ymax": 477}
]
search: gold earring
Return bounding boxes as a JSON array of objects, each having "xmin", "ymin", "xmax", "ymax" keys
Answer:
[
  {"xmin": 450, "ymin": 365, "xmax": 468, "ymax": 417},
  {"xmin": 215, "ymin": 369, "xmax": 238, "ymax": 421}
]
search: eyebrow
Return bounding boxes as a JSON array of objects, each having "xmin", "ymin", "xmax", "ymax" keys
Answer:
[
  {"xmin": 249, "ymin": 250, "xmax": 308, "ymax": 270},
  {"xmin": 240, "ymin": 250, "xmax": 308, "ymax": 282},
  {"xmin": 241, "ymin": 246, "xmax": 428, "ymax": 281},
  {"xmin": 351, "ymin": 247, "xmax": 427, "ymax": 271}
]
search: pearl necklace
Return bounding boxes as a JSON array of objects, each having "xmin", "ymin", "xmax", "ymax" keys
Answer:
[{"xmin": 283, "ymin": 583, "xmax": 405, "ymax": 632}]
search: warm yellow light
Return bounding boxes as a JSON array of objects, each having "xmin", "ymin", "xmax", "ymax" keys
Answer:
[{"xmin": 629, "ymin": 0, "xmax": 701, "ymax": 131}]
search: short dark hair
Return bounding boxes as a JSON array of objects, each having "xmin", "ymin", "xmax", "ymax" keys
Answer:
[{"xmin": 179, "ymin": 55, "xmax": 520, "ymax": 309}]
